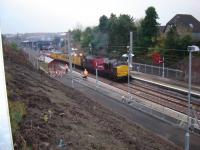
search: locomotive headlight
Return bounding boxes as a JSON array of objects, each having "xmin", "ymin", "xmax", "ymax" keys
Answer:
[{"xmin": 122, "ymin": 54, "xmax": 128, "ymax": 57}]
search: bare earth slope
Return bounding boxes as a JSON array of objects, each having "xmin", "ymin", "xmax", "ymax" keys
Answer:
[{"xmin": 4, "ymin": 45, "xmax": 181, "ymax": 150}]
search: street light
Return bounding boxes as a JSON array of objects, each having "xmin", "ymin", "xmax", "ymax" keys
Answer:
[
  {"xmin": 122, "ymin": 46, "xmax": 134, "ymax": 101},
  {"xmin": 162, "ymin": 56, "xmax": 165, "ymax": 78},
  {"xmin": 185, "ymin": 45, "xmax": 200, "ymax": 150}
]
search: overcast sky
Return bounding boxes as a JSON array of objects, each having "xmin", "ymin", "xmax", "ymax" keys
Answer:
[{"xmin": 1, "ymin": 0, "xmax": 200, "ymax": 34}]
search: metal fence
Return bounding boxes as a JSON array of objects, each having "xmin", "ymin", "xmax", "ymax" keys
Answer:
[
  {"xmin": 132, "ymin": 62, "xmax": 184, "ymax": 80},
  {"xmin": 132, "ymin": 62, "xmax": 200, "ymax": 84}
]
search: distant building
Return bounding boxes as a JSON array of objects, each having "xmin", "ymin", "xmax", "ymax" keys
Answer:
[{"xmin": 161, "ymin": 14, "xmax": 200, "ymax": 42}]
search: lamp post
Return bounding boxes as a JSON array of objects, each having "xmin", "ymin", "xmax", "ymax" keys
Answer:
[
  {"xmin": 162, "ymin": 56, "xmax": 165, "ymax": 78},
  {"xmin": 185, "ymin": 45, "xmax": 200, "ymax": 150},
  {"xmin": 122, "ymin": 47, "xmax": 134, "ymax": 101},
  {"xmin": 159, "ymin": 56, "xmax": 165, "ymax": 78},
  {"xmin": 67, "ymin": 33, "xmax": 74, "ymax": 88}
]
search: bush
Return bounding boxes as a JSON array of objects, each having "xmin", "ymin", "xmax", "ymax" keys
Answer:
[
  {"xmin": 11, "ymin": 42, "xmax": 18, "ymax": 50},
  {"xmin": 9, "ymin": 100, "xmax": 26, "ymax": 135}
]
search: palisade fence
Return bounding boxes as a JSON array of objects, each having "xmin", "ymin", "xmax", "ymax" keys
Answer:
[{"xmin": 132, "ymin": 62, "xmax": 200, "ymax": 84}]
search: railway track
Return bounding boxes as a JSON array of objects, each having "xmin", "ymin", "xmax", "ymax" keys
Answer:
[
  {"xmin": 122, "ymin": 81, "xmax": 200, "ymax": 119},
  {"xmin": 129, "ymin": 83, "xmax": 187, "ymax": 112},
  {"xmin": 133, "ymin": 81, "xmax": 199, "ymax": 106},
  {"xmin": 97, "ymin": 78, "xmax": 200, "ymax": 119},
  {"xmin": 74, "ymin": 68, "xmax": 200, "ymax": 119}
]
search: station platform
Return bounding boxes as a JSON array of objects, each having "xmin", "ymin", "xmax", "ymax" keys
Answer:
[{"xmin": 131, "ymin": 71, "xmax": 200, "ymax": 97}]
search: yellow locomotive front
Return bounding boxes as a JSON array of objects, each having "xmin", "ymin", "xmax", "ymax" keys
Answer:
[
  {"xmin": 104, "ymin": 59, "xmax": 129, "ymax": 80},
  {"xmin": 71, "ymin": 52, "xmax": 84, "ymax": 67},
  {"xmin": 115, "ymin": 65, "xmax": 128, "ymax": 78}
]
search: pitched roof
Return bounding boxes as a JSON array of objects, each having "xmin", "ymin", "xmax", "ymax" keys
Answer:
[{"xmin": 165, "ymin": 14, "xmax": 200, "ymax": 33}]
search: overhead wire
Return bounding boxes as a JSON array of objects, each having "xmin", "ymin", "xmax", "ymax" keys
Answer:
[{"xmin": 82, "ymin": 45, "xmax": 189, "ymax": 52}]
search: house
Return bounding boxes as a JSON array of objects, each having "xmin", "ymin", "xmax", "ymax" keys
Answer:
[{"xmin": 163, "ymin": 14, "xmax": 200, "ymax": 42}]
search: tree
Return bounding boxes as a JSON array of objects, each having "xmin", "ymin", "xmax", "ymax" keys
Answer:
[
  {"xmin": 107, "ymin": 13, "xmax": 118, "ymax": 45},
  {"xmin": 135, "ymin": 18, "xmax": 143, "ymax": 28},
  {"xmin": 75, "ymin": 13, "xmax": 136, "ymax": 56},
  {"xmin": 164, "ymin": 25, "xmax": 178, "ymax": 49},
  {"xmin": 88, "ymin": 14, "xmax": 136, "ymax": 55},
  {"xmin": 99, "ymin": 15, "xmax": 109, "ymax": 33},
  {"xmin": 80, "ymin": 27, "xmax": 93, "ymax": 47},
  {"xmin": 108, "ymin": 14, "xmax": 136, "ymax": 47},
  {"xmin": 177, "ymin": 35, "xmax": 192, "ymax": 58},
  {"xmin": 137, "ymin": 7, "xmax": 159, "ymax": 48},
  {"xmin": 72, "ymin": 29, "xmax": 82, "ymax": 43},
  {"xmin": 116, "ymin": 14, "xmax": 136, "ymax": 45},
  {"xmin": 164, "ymin": 25, "xmax": 192, "ymax": 50},
  {"xmin": 164, "ymin": 26, "xmax": 192, "ymax": 66},
  {"xmin": 177, "ymin": 35, "xmax": 192, "ymax": 50}
]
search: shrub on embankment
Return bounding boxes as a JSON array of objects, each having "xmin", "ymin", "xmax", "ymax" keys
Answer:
[{"xmin": 8, "ymin": 100, "xmax": 26, "ymax": 135}]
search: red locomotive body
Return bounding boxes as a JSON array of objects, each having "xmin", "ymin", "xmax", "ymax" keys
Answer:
[{"xmin": 85, "ymin": 56, "xmax": 105, "ymax": 71}]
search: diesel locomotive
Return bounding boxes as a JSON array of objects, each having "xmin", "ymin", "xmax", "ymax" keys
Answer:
[{"xmin": 49, "ymin": 52, "xmax": 128, "ymax": 80}]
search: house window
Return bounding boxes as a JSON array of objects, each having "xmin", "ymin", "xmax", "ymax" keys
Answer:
[{"xmin": 189, "ymin": 23, "xmax": 194, "ymax": 28}]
